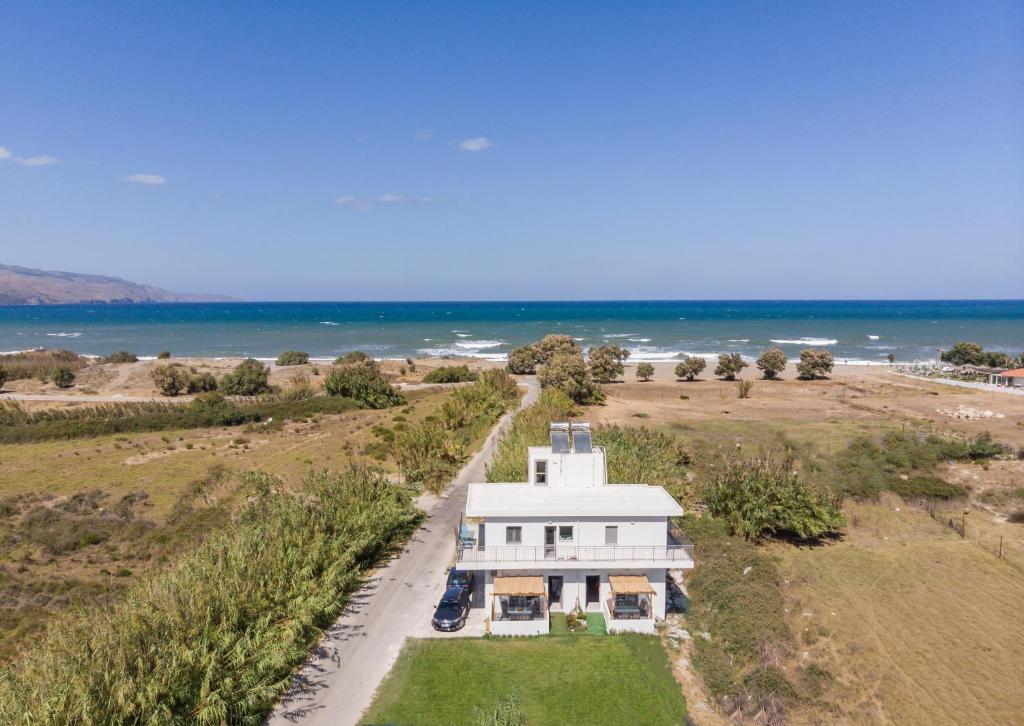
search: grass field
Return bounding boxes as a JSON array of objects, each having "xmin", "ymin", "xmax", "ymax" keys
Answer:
[{"xmin": 363, "ymin": 636, "xmax": 686, "ymax": 726}]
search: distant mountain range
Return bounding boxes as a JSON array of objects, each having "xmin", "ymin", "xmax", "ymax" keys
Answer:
[{"xmin": 0, "ymin": 263, "xmax": 233, "ymax": 305}]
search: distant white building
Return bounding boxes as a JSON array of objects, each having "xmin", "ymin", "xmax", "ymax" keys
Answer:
[{"xmin": 456, "ymin": 422, "xmax": 694, "ymax": 635}]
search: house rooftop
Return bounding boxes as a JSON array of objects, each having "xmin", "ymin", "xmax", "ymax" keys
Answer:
[{"xmin": 465, "ymin": 483, "xmax": 683, "ymax": 518}]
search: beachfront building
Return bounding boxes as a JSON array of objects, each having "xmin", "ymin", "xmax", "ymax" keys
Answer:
[
  {"xmin": 988, "ymin": 368, "xmax": 1024, "ymax": 388},
  {"xmin": 455, "ymin": 422, "xmax": 694, "ymax": 635}
]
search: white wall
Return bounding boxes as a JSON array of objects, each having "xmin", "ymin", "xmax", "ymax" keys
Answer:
[
  {"xmin": 483, "ymin": 516, "xmax": 669, "ymax": 551},
  {"xmin": 527, "ymin": 447, "xmax": 606, "ymax": 488}
]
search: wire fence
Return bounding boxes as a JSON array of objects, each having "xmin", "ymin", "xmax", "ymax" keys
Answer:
[{"xmin": 925, "ymin": 502, "xmax": 1024, "ymax": 575}]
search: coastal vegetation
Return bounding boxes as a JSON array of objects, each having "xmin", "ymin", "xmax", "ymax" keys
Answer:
[
  {"xmin": 365, "ymin": 636, "xmax": 686, "ymax": 725},
  {"xmin": 0, "ymin": 349, "xmax": 87, "ymax": 381},
  {"xmin": 0, "ymin": 467, "xmax": 421, "ymax": 723},
  {"xmin": 674, "ymin": 356, "xmax": 706, "ymax": 381},
  {"xmin": 275, "ymin": 350, "xmax": 309, "ymax": 366},
  {"xmin": 422, "ymin": 364, "xmax": 478, "ymax": 383},
  {"xmin": 101, "ymin": 351, "xmax": 139, "ymax": 364},
  {"xmin": 537, "ymin": 353, "xmax": 604, "ymax": 404},
  {"xmin": 150, "ymin": 364, "xmax": 190, "ymax": 396},
  {"xmin": 636, "ymin": 362, "xmax": 654, "ymax": 381},
  {"xmin": 323, "ymin": 363, "xmax": 403, "ymax": 408},
  {"xmin": 218, "ymin": 358, "xmax": 273, "ymax": 396},
  {"xmin": 714, "ymin": 353, "xmax": 747, "ymax": 381},
  {"xmin": 940, "ymin": 341, "xmax": 1020, "ymax": 368},
  {"xmin": 587, "ymin": 344, "xmax": 629, "ymax": 383},
  {"xmin": 796, "ymin": 348, "xmax": 834, "ymax": 379},
  {"xmin": 756, "ymin": 347, "xmax": 787, "ymax": 379},
  {"xmin": 52, "ymin": 366, "xmax": 75, "ymax": 389},
  {"xmin": 334, "ymin": 350, "xmax": 372, "ymax": 365}
]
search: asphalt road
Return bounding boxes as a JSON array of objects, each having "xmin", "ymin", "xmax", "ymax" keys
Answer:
[{"xmin": 266, "ymin": 377, "xmax": 539, "ymax": 726}]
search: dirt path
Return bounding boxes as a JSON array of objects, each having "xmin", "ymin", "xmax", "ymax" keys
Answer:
[{"xmin": 266, "ymin": 378, "xmax": 539, "ymax": 726}]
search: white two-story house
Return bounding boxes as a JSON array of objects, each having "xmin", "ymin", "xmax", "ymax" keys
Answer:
[{"xmin": 456, "ymin": 422, "xmax": 694, "ymax": 635}]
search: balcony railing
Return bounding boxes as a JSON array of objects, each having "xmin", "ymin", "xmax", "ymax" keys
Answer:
[{"xmin": 456, "ymin": 543, "xmax": 694, "ymax": 564}]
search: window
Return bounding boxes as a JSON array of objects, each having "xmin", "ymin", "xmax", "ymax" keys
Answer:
[
  {"xmin": 506, "ymin": 526, "xmax": 522, "ymax": 545},
  {"xmin": 559, "ymin": 525, "xmax": 574, "ymax": 542},
  {"xmin": 605, "ymin": 525, "xmax": 618, "ymax": 545},
  {"xmin": 534, "ymin": 459, "xmax": 547, "ymax": 484}
]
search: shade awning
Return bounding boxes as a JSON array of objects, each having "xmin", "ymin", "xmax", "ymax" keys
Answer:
[
  {"xmin": 493, "ymin": 576, "xmax": 545, "ymax": 596},
  {"xmin": 609, "ymin": 575, "xmax": 655, "ymax": 594}
]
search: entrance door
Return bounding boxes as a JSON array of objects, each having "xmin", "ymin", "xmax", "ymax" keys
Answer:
[
  {"xmin": 548, "ymin": 576, "xmax": 563, "ymax": 608},
  {"xmin": 477, "ymin": 523, "xmax": 485, "ymax": 550},
  {"xmin": 585, "ymin": 575, "xmax": 600, "ymax": 606},
  {"xmin": 544, "ymin": 526, "xmax": 556, "ymax": 559}
]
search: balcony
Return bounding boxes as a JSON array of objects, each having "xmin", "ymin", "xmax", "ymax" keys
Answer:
[{"xmin": 455, "ymin": 543, "xmax": 694, "ymax": 569}]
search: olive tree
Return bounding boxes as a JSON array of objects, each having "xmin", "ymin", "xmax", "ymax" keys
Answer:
[
  {"xmin": 587, "ymin": 344, "xmax": 629, "ymax": 383},
  {"xmin": 756, "ymin": 348, "xmax": 787, "ymax": 380},
  {"xmin": 533, "ymin": 334, "xmax": 581, "ymax": 363},
  {"xmin": 506, "ymin": 345, "xmax": 540, "ymax": 374},
  {"xmin": 714, "ymin": 353, "xmax": 748, "ymax": 381},
  {"xmin": 150, "ymin": 364, "xmax": 189, "ymax": 396},
  {"xmin": 538, "ymin": 353, "xmax": 604, "ymax": 404},
  {"xmin": 674, "ymin": 357, "xmax": 706, "ymax": 381},
  {"xmin": 796, "ymin": 349, "xmax": 834, "ymax": 380},
  {"xmin": 636, "ymin": 362, "xmax": 655, "ymax": 381}
]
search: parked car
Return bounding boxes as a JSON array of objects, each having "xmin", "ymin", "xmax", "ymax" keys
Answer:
[
  {"xmin": 446, "ymin": 567, "xmax": 475, "ymax": 593},
  {"xmin": 431, "ymin": 585, "xmax": 470, "ymax": 632}
]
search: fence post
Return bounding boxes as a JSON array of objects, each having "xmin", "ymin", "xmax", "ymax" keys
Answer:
[{"xmin": 999, "ymin": 536, "xmax": 1003, "ymax": 559}]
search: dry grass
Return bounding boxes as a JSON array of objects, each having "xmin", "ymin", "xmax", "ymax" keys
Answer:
[{"xmin": 771, "ymin": 498, "xmax": 1024, "ymax": 725}]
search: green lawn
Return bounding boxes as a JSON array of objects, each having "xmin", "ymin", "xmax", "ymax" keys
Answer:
[{"xmin": 363, "ymin": 635, "xmax": 686, "ymax": 726}]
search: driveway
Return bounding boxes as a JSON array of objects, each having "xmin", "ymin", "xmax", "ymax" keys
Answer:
[{"xmin": 267, "ymin": 377, "xmax": 539, "ymax": 726}]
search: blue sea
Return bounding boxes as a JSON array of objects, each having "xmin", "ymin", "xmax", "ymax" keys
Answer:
[{"xmin": 0, "ymin": 301, "xmax": 1022, "ymax": 365}]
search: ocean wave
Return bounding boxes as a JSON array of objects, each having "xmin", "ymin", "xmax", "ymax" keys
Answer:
[
  {"xmin": 867, "ymin": 334, "xmax": 879, "ymax": 340},
  {"xmin": 728, "ymin": 339, "xmax": 750, "ymax": 343},
  {"xmin": 624, "ymin": 346, "xmax": 686, "ymax": 361},
  {"xmin": 45, "ymin": 332, "xmax": 83, "ymax": 338},
  {"xmin": 455, "ymin": 333, "xmax": 471, "ymax": 338},
  {"xmin": 417, "ymin": 346, "xmax": 506, "ymax": 361},
  {"xmin": 627, "ymin": 338, "xmax": 651, "ymax": 343},
  {"xmin": 770, "ymin": 337, "xmax": 838, "ymax": 346},
  {"xmin": 319, "ymin": 321, "xmax": 339, "ymax": 326},
  {"xmin": 453, "ymin": 339, "xmax": 504, "ymax": 350},
  {"xmin": 602, "ymin": 333, "xmax": 636, "ymax": 338}
]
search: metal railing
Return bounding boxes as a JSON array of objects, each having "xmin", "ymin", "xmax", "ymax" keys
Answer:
[{"xmin": 456, "ymin": 543, "xmax": 694, "ymax": 564}]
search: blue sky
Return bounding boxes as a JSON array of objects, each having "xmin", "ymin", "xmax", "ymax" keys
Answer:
[{"xmin": 1, "ymin": 1, "xmax": 1021, "ymax": 300}]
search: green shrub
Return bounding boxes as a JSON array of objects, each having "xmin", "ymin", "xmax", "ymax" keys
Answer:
[
  {"xmin": 334, "ymin": 351, "xmax": 372, "ymax": 366},
  {"xmin": 219, "ymin": 358, "xmax": 273, "ymax": 396},
  {"xmin": 102, "ymin": 351, "xmax": 139, "ymax": 364},
  {"xmin": 1008, "ymin": 511, "xmax": 1024, "ymax": 524},
  {"xmin": 505, "ymin": 345, "xmax": 539, "ymax": 374},
  {"xmin": 703, "ymin": 452, "xmax": 845, "ymax": 540},
  {"xmin": 0, "ymin": 349, "xmax": 87, "ymax": 381},
  {"xmin": 538, "ymin": 353, "xmax": 604, "ymax": 404},
  {"xmin": 275, "ymin": 350, "xmax": 309, "ymax": 366},
  {"xmin": 533, "ymin": 334, "xmax": 580, "ymax": 363},
  {"xmin": 0, "ymin": 468, "xmax": 420, "ymax": 723},
  {"xmin": 587, "ymin": 345, "xmax": 629, "ymax": 383},
  {"xmin": 737, "ymin": 380, "xmax": 753, "ymax": 398},
  {"xmin": 52, "ymin": 366, "xmax": 76, "ymax": 389},
  {"xmin": 486, "ymin": 389, "xmax": 576, "ymax": 482},
  {"xmin": 796, "ymin": 348, "xmax": 834, "ymax": 379},
  {"xmin": 674, "ymin": 357, "xmax": 706, "ymax": 381},
  {"xmin": 156, "ymin": 351, "xmax": 171, "ymax": 360},
  {"xmin": 636, "ymin": 362, "xmax": 654, "ymax": 381},
  {"xmin": 323, "ymin": 365, "xmax": 403, "ymax": 408},
  {"xmin": 714, "ymin": 353, "xmax": 747, "ymax": 381},
  {"xmin": 889, "ymin": 476, "xmax": 969, "ymax": 500},
  {"xmin": 756, "ymin": 348, "xmax": 787, "ymax": 379},
  {"xmin": 0, "ymin": 367, "xmax": 7, "ymax": 390},
  {"xmin": 423, "ymin": 365, "xmax": 478, "ymax": 383},
  {"xmin": 150, "ymin": 365, "xmax": 189, "ymax": 396},
  {"xmin": 185, "ymin": 372, "xmax": 218, "ymax": 394},
  {"xmin": 940, "ymin": 341, "xmax": 985, "ymax": 366}
]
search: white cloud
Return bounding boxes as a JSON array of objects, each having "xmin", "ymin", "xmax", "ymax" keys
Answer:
[
  {"xmin": 336, "ymin": 195, "xmax": 373, "ymax": 211},
  {"xmin": 16, "ymin": 155, "xmax": 59, "ymax": 167},
  {"xmin": 378, "ymin": 193, "xmax": 407, "ymax": 204},
  {"xmin": 459, "ymin": 137, "xmax": 492, "ymax": 152},
  {"xmin": 0, "ymin": 147, "xmax": 11, "ymax": 160},
  {"xmin": 415, "ymin": 129, "xmax": 432, "ymax": 141},
  {"xmin": 125, "ymin": 173, "xmax": 167, "ymax": 185}
]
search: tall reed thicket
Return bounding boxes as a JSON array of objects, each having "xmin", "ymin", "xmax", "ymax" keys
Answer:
[{"xmin": 0, "ymin": 467, "xmax": 420, "ymax": 724}]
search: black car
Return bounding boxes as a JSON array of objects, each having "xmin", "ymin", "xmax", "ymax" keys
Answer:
[
  {"xmin": 446, "ymin": 568, "xmax": 475, "ymax": 593},
  {"xmin": 431, "ymin": 585, "xmax": 470, "ymax": 632}
]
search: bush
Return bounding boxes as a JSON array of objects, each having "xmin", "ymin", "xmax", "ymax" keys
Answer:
[
  {"xmin": 52, "ymin": 366, "xmax": 76, "ymax": 389},
  {"xmin": 156, "ymin": 351, "xmax": 171, "ymax": 360},
  {"xmin": 423, "ymin": 365, "xmax": 478, "ymax": 383},
  {"xmin": 486, "ymin": 389, "xmax": 576, "ymax": 481},
  {"xmin": 537, "ymin": 353, "xmax": 604, "ymax": 404},
  {"xmin": 186, "ymin": 372, "xmax": 218, "ymax": 394},
  {"xmin": 102, "ymin": 351, "xmax": 139, "ymax": 364},
  {"xmin": 219, "ymin": 358, "xmax": 273, "ymax": 396},
  {"xmin": 674, "ymin": 357, "xmax": 706, "ymax": 381},
  {"xmin": 941, "ymin": 342, "xmax": 985, "ymax": 366},
  {"xmin": 796, "ymin": 349, "xmax": 834, "ymax": 379},
  {"xmin": 150, "ymin": 365, "xmax": 189, "ymax": 396},
  {"xmin": 756, "ymin": 348, "xmax": 787, "ymax": 379},
  {"xmin": 506, "ymin": 345, "xmax": 539, "ymax": 374},
  {"xmin": 889, "ymin": 476, "xmax": 968, "ymax": 500},
  {"xmin": 0, "ymin": 367, "xmax": 6, "ymax": 390},
  {"xmin": 714, "ymin": 353, "xmax": 747, "ymax": 381},
  {"xmin": 276, "ymin": 350, "xmax": 309, "ymax": 366},
  {"xmin": 323, "ymin": 365, "xmax": 403, "ymax": 408},
  {"xmin": 587, "ymin": 345, "xmax": 629, "ymax": 383},
  {"xmin": 334, "ymin": 351, "xmax": 372, "ymax": 366},
  {"xmin": 533, "ymin": 334, "xmax": 581, "ymax": 363},
  {"xmin": 703, "ymin": 452, "xmax": 845, "ymax": 540},
  {"xmin": 636, "ymin": 362, "xmax": 654, "ymax": 381},
  {"xmin": 737, "ymin": 380, "xmax": 752, "ymax": 398}
]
